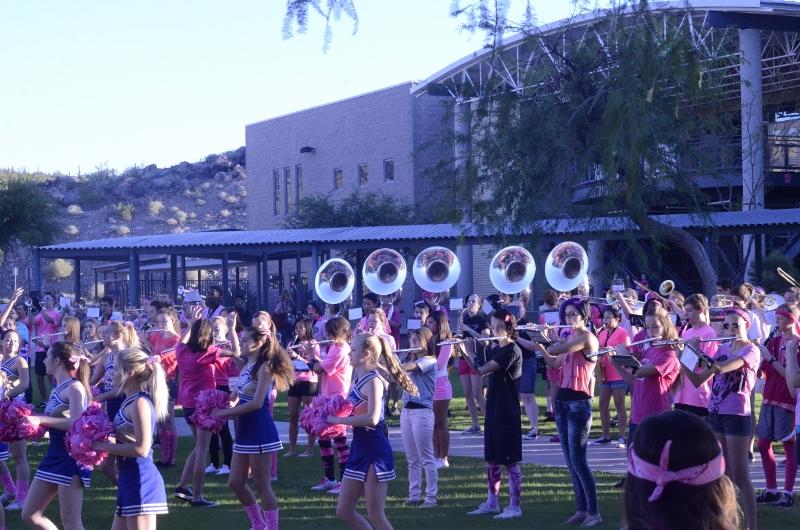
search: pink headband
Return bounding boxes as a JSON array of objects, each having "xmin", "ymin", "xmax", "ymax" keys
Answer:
[
  {"xmin": 776, "ymin": 309, "xmax": 796, "ymax": 323},
  {"xmin": 628, "ymin": 440, "xmax": 725, "ymax": 502},
  {"xmin": 724, "ymin": 307, "xmax": 751, "ymax": 329}
]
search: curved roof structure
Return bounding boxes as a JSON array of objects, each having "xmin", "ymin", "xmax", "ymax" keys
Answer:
[{"xmin": 411, "ymin": 0, "xmax": 800, "ymax": 102}]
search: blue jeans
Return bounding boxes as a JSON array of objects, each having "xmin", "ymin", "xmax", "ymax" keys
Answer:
[{"xmin": 555, "ymin": 398, "xmax": 599, "ymax": 515}]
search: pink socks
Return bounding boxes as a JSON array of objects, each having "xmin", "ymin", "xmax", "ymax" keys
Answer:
[
  {"xmin": 271, "ymin": 452, "xmax": 278, "ymax": 480},
  {"xmin": 162, "ymin": 430, "xmax": 178, "ymax": 464},
  {"xmin": 759, "ymin": 438, "xmax": 778, "ymax": 490},
  {"xmin": 784, "ymin": 439, "xmax": 797, "ymax": 493},
  {"xmin": 15, "ymin": 480, "xmax": 28, "ymax": 505},
  {"xmin": 486, "ymin": 464, "xmax": 501, "ymax": 508},
  {"xmin": 244, "ymin": 503, "xmax": 266, "ymax": 530},
  {"xmin": 263, "ymin": 508, "xmax": 279, "ymax": 530},
  {"xmin": 507, "ymin": 464, "xmax": 522, "ymax": 507},
  {"xmin": 0, "ymin": 470, "xmax": 15, "ymax": 497}
]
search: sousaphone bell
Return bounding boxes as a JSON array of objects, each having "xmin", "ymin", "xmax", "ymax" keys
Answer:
[
  {"xmin": 412, "ymin": 246, "xmax": 461, "ymax": 293},
  {"xmin": 315, "ymin": 258, "xmax": 355, "ymax": 305},
  {"xmin": 363, "ymin": 248, "xmax": 407, "ymax": 296},
  {"xmin": 544, "ymin": 241, "xmax": 588, "ymax": 292},
  {"xmin": 489, "ymin": 246, "xmax": 536, "ymax": 294}
]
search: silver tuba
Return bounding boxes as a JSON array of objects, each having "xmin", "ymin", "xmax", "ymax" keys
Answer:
[
  {"xmin": 315, "ymin": 258, "xmax": 355, "ymax": 305},
  {"xmin": 489, "ymin": 246, "xmax": 536, "ymax": 295},
  {"xmin": 362, "ymin": 248, "xmax": 407, "ymax": 296},
  {"xmin": 412, "ymin": 246, "xmax": 460, "ymax": 294},
  {"xmin": 544, "ymin": 241, "xmax": 588, "ymax": 292}
]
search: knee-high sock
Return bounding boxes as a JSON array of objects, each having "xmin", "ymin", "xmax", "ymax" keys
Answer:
[
  {"xmin": 244, "ymin": 503, "xmax": 265, "ymax": 530},
  {"xmin": 271, "ymin": 451, "xmax": 278, "ymax": 479},
  {"xmin": 486, "ymin": 464, "xmax": 502, "ymax": 508},
  {"xmin": 507, "ymin": 464, "xmax": 522, "ymax": 507},
  {"xmin": 264, "ymin": 508, "xmax": 279, "ymax": 530},
  {"xmin": 784, "ymin": 439, "xmax": 797, "ymax": 493},
  {"xmin": 15, "ymin": 479, "xmax": 28, "ymax": 504},
  {"xmin": 319, "ymin": 439, "xmax": 335, "ymax": 481},
  {"xmin": 167, "ymin": 431, "xmax": 179, "ymax": 464},
  {"xmin": 334, "ymin": 436, "xmax": 349, "ymax": 481},
  {"xmin": 158, "ymin": 428, "xmax": 169, "ymax": 462},
  {"xmin": 758, "ymin": 438, "xmax": 778, "ymax": 491},
  {"xmin": 0, "ymin": 469, "xmax": 15, "ymax": 496}
]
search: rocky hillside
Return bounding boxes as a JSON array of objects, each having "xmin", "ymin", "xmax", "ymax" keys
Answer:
[{"xmin": 0, "ymin": 147, "xmax": 249, "ymax": 298}]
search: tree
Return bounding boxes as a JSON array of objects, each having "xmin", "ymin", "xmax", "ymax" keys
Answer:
[
  {"xmin": 285, "ymin": 190, "xmax": 430, "ymax": 229},
  {"xmin": 0, "ymin": 177, "xmax": 61, "ymax": 254}
]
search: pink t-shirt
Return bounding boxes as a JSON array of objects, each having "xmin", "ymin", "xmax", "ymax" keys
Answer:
[
  {"xmin": 33, "ymin": 310, "xmax": 62, "ymax": 351},
  {"xmin": 631, "ymin": 345, "xmax": 680, "ymax": 425},
  {"xmin": 673, "ymin": 324, "xmax": 719, "ymax": 408},
  {"xmin": 559, "ymin": 349, "xmax": 596, "ymax": 395},
  {"xmin": 319, "ymin": 342, "xmax": 353, "ymax": 399},
  {"xmin": 597, "ymin": 327, "xmax": 630, "ymax": 382},
  {"xmin": 708, "ymin": 342, "xmax": 759, "ymax": 416},
  {"xmin": 290, "ymin": 340, "xmax": 319, "ymax": 384},
  {"xmin": 176, "ymin": 343, "xmax": 220, "ymax": 408},
  {"xmin": 433, "ymin": 343, "xmax": 453, "ymax": 401}
]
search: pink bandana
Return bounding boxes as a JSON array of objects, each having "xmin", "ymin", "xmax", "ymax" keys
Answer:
[
  {"xmin": 724, "ymin": 307, "xmax": 751, "ymax": 329},
  {"xmin": 627, "ymin": 440, "xmax": 725, "ymax": 502}
]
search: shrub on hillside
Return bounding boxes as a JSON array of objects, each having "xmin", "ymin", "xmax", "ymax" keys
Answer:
[
  {"xmin": 64, "ymin": 225, "xmax": 79, "ymax": 236},
  {"xmin": 66, "ymin": 204, "xmax": 84, "ymax": 216},
  {"xmin": 175, "ymin": 210, "xmax": 188, "ymax": 224},
  {"xmin": 114, "ymin": 202, "xmax": 135, "ymax": 221},
  {"xmin": 49, "ymin": 259, "xmax": 74, "ymax": 280},
  {"xmin": 148, "ymin": 200, "xmax": 165, "ymax": 216},
  {"xmin": 166, "ymin": 218, "xmax": 178, "ymax": 226},
  {"xmin": 195, "ymin": 198, "xmax": 207, "ymax": 206},
  {"xmin": 220, "ymin": 209, "xmax": 231, "ymax": 218},
  {"xmin": 114, "ymin": 225, "xmax": 131, "ymax": 236}
]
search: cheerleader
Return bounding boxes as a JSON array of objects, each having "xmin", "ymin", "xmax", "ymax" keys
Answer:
[
  {"xmin": 593, "ymin": 306, "xmax": 630, "ymax": 446},
  {"xmin": 681, "ymin": 307, "xmax": 759, "ymax": 530},
  {"xmin": 329, "ymin": 333, "xmax": 418, "ymax": 530},
  {"xmin": 284, "ymin": 318, "xmax": 319, "ymax": 458},
  {"xmin": 425, "ymin": 311, "xmax": 453, "ymax": 469},
  {"xmin": 21, "ymin": 342, "xmax": 91, "ymax": 530},
  {"xmin": 539, "ymin": 299, "xmax": 601, "ymax": 526},
  {"xmin": 92, "ymin": 348, "xmax": 169, "ymax": 527},
  {"xmin": 0, "ymin": 329, "xmax": 31, "ymax": 512},
  {"xmin": 150, "ymin": 308, "xmax": 180, "ymax": 468},
  {"xmin": 211, "ymin": 316, "xmax": 294, "ymax": 530}
]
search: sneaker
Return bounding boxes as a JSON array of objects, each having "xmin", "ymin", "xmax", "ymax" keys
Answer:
[
  {"xmin": 466, "ymin": 502, "xmax": 500, "ymax": 516},
  {"xmin": 310, "ymin": 478, "xmax": 338, "ymax": 492},
  {"xmin": 581, "ymin": 514, "xmax": 603, "ymax": 527},
  {"xmin": 435, "ymin": 457, "xmax": 449, "ymax": 469},
  {"xmin": 190, "ymin": 497, "xmax": 217, "ymax": 508},
  {"xmin": 174, "ymin": 487, "xmax": 193, "ymax": 502},
  {"xmin": 549, "ymin": 435, "xmax": 560, "ymax": 443},
  {"xmin": 298, "ymin": 450, "xmax": 313, "ymax": 457},
  {"xmin": 282, "ymin": 449, "xmax": 297, "ymax": 458},
  {"xmin": 0, "ymin": 492, "xmax": 14, "ymax": 506},
  {"xmin": 215, "ymin": 465, "xmax": 230, "ymax": 475},
  {"xmin": 748, "ymin": 451, "xmax": 754, "ymax": 461},
  {"xmin": 204, "ymin": 464, "xmax": 219, "ymax": 474},
  {"xmin": 5, "ymin": 500, "xmax": 23, "ymax": 511},
  {"xmin": 270, "ymin": 475, "xmax": 278, "ymax": 482},
  {"xmin": 494, "ymin": 505, "xmax": 523, "ymax": 520},
  {"xmin": 524, "ymin": 428, "xmax": 539, "ymax": 440},
  {"xmin": 420, "ymin": 500, "xmax": 437, "ymax": 509},
  {"xmin": 613, "ymin": 478, "xmax": 625, "ymax": 489},
  {"xmin": 461, "ymin": 425, "xmax": 479, "ymax": 435},
  {"xmin": 777, "ymin": 492, "xmax": 795, "ymax": 508},
  {"xmin": 756, "ymin": 490, "xmax": 782, "ymax": 504},
  {"xmin": 327, "ymin": 483, "xmax": 342, "ymax": 495},
  {"xmin": 616, "ymin": 437, "xmax": 627, "ymax": 448},
  {"xmin": 593, "ymin": 437, "xmax": 611, "ymax": 445},
  {"xmin": 402, "ymin": 498, "xmax": 422, "ymax": 506}
]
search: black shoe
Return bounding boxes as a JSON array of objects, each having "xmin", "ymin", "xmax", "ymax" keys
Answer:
[
  {"xmin": 613, "ymin": 478, "xmax": 625, "ymax": 489},
  {"xmin": 756, "ymin": 490, "xmax": 781, "ymax": 504},
  {"xmin": 173, "ymin": 487, "xmax": 193, "ymax": 502},
  {"xmin": 190, "ymin": 497, "xmax": 218, "ymax": 508},
  {"xmin": 748, "ymin": 451, "xmax": 754, "ymax": 461},
  {"xmin": 777, "ymin": 493, "xmax": 795, "ymax": 508}
]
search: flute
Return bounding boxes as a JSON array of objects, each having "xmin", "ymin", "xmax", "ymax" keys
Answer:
[
  {"xmin": 436, "ymin": 336, "xmax": 506, "ymax": 346},
  {"xmin": 81, "ymin": 339, "xmax": 104, "ymax": 346},
  {"xmin": 289, "ymin": 339, "xmax": 333, "ymax": 349},
  {"xmin": 515, "ymin": 323, "xmax": 573, "ymax": 331},
  {"xmin": 30, "ymin": 331, "xmax": 66, "ymax": 342},
  {"xmin": 584, "ymin": 337, "xmax": 660, "ymax": 359},
  {"xmin": 650, "ymin": 337, "xmax": 735, "ymax": 347},
  {"xmin": 393, "ymin": 347, "xmax": 424, "ymax": 354}
]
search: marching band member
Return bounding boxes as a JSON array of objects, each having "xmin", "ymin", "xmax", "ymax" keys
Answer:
[
  {"xmin": 539, "ymin": 298, "xmax": 601, "ymax": 526},
  {"xmin": 754, "ymin": 303, "xmax": 800, "ymax": 508},
  {"xmin": 92, "ymin": 348, "xmax": 170, "ymax": 527},
  {"xmin": 673, "ymin": 294, "xmax": 718, "ymax": 417},
  {"xmin": 399, "ymin": 328, "xmax": 438, "ymax": 508},
  {"xmin": 21, "ymin": 342, "xmax": 91, "ymax": 530},
  {"xmin": 593, "ymin": 306, "xmax": 630, "ymax": 446},
  {"xmin": 309, "ymin": 316, "xmax": 353, "ymax": 494},
  {"xmin": 284, "ymin": 318, "xmax": 319, "ymax": 458},
  {"xmin": 457, "ymin": 294, "xmax": 489, "ymax": 435},
  {"xmin": 426, "ymin": 311, "xmax": 453, "ymax": 470},
  {"xmin": 330, "ymin": 333, "xmax": 418, "ymax": 530},
  {"xmin": 211, "ymin": 315, "xmax": 294, "ymax": 530},
  {"xmin": 366, "ymin": 309, "xmax": 399, "ymax": 416},
  {"xmin": 465, "ymin": 308, "xmax": 524, "ymax": 520},
  {"xmin": 206, "ymin": 316, "xmax": 236, "ymax": 475},
  {"xmin": 81, "ymin": 318, "xmax": 104, "ymax": 357},
  {"xmin": 379, "ymin": 294, "xmax": 401, "ymax": 349},
  {"xmin": 202, "ymin": 286, "xmax": 227, "ymax": 320},
  {"xmin": 681, "ymin": 307, "xmax": 759, "ymax": 530},
  {"xmin": 1, "ymin": 328, "xmax": 31, "ymax": 512},
  {"xmin": 31, "ymin": 293, "xmax": 62, "ymax": 408},
  {"xmin": 422, "ymin": 291, "xmax": 448, "ymax": 318},
  {"xmin": 150, "ymin": 308, "xmax": 181, "ymax": 468},
  {"xmin": 514, "ymin": 302, "xmax": 542, "ymax": 440}
]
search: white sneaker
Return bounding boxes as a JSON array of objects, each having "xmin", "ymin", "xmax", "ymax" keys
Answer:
[
  {"xmin": 494, "ymin": 505, "xmax": 523, "ymax": 520},
  {"xmin": 466, "ymin": 502, "xmax": 500, "ymax": 516},
  {"xmin": 204, "ymin": 464, "xmax": 218, "ymax": 474},
  {"xmin": 441, "ymin": 457, "xmax": 449, "ymax": 468},
  {"xmin": 215, "ymin": 465, "xmax": 230, "ymax": 475},
  {"xmin": 435, "ymin": 458, "xmax": 444, "ymax": 469},
  {"xmin": 5, "ymin": 500, "xmax": 23, "ymax": 511},
  {"xmin": 310, "ymin": 478, "xmax": 338, "ymax": 492},
  {"xmin": 327, "ymin": 483, "xmax": 342, "ymax": 495}
]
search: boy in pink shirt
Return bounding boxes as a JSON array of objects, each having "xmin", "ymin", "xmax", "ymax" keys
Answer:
[{"xmin": 673, "ymin": 294, "xmax": 719, "ymax": 416}]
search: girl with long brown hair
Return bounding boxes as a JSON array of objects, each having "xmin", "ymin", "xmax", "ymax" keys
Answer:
[{"xmin": 425, "ymin": 310, "xmax": 453, "ymax": 469}]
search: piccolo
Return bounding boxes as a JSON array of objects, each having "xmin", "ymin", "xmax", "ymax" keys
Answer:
[
  {"xmin": 651, "ymin": 337, "xmax": 736, "ymax": 347},
  {"xmin": 144, "ymin": 328, "xmax": 166, "ymax": 333},
  {"xmin": 30, "ymin": 331, "xmax": 66, "ymax": 341},
  {"xmin": 81, "ymin": 339, "xmax": 104, "ymax": 346},
  {"xmin": 437, "ymin": 336, "xmax": 505, "ymax": 346},
  {"xmin": 584, "ymin": 337, "xmax": 660, "ymax": 359},
  {"xmin": 515, "ymin": 324, "xmax": 573, "ymax": 331},
  {"xmin": 289, "ymin": 339, "xmax": 333, "ymax": 349},
  {"xmin": 393, "ymin": 347, "xmax": 424, "ymax": 354}
]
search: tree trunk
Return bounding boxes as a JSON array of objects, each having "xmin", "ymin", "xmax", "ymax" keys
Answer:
[{"xmin": 633, "ymin": 214, "xmax": 719, "ymax": 297}]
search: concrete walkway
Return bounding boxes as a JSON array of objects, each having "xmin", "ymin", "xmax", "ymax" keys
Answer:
[{"xmin": 177, "ymin": 419, "xmax": 778, "ymax": 488}]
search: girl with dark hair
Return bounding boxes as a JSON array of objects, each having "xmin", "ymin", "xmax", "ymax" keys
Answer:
[
  {"xmin": 174, "ymin": 307, "xmax": 240, "ymax": 507},
  {"xmin": 539, "ymin": 298, "xmax": 602, "ymax": 526},
  {"xmin": 309, "ymin": 316, "xmax": 353, "ymax": 494},
  {"xmin": 0, "ymin": 329, "xmax": 31, "ymax": 511},
  {"xmin": 212, "ymin": 315, "xmax": 295, "ymax": 530},
  {"xmin": 624, "ymin": 411, "xmax": 739, "ymax": 530},
  {"xmin": 284, "ymin": 318, "xmax": 319, "ymax": 457},
  {"xmin": 456, "ymin": 294, "xmax": 489, "ymax": 435},
  {"xmin": 425, "ymin": 310, "xmax": 453, "ymax": 469},
  {"xmin": 22, "ymin": 342, "xmax": 91, "ymax": 530},
  {"xmin": 330, "ymin": 333, "xmax": 418, "ymax": 530},
  {"xmin": 594, "ymin": 306, "xmax": 630, "ymax": 446}
]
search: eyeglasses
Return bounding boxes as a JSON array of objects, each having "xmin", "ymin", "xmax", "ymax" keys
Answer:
[
  {"xmin": 721, "ymin": 323, "xmax": 740, "ymax": 330},
  {"xmin": 409, "ymin": 337, "xmax": 420, "ymax": 343},
  {"xmin": 564, "ymin": 312, "xmax": 580, "ymax": 318}
]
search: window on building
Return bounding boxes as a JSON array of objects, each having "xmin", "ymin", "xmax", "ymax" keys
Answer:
[
  {"xmin": 295, "ymin": 164, "xmax": 302, "ymax": 208},
  {"xmin": 358, "ymin": 163, "xmax": 368, "ymax": 186},
  {"xmin": 334, "ymin": 168, "xmax": 344, "ymax": 189},
  {"xmin": 284, "ymin": 167, "xmax": 292, "ymax": 214},
  {"xmin": 383, "ymin": 159, "xmax": 395, "ymax": 182},
  {"xmin": 273, "ymin": 169, "xmax": 280, "ymax": 215}
]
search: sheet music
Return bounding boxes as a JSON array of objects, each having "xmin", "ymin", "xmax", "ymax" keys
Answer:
[{"xmin": 680, "ymin": 346, "xmax": 700, "ymax": 372}]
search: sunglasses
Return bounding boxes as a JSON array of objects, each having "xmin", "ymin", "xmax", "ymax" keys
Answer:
[{"xmin": 721, "ymin": 323, "xmax": 740, "ymax": 330}]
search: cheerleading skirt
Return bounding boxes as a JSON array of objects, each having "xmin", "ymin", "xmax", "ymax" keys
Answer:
[
  {"xmin": 35, "ymin": 429, "xmax": 91, "ymax": 488},
  {"xmin": 116, "ymin": 455, "xmax": 168, "ymax": 517},
  {"xmin": 343, "ymin": 421, "xmax": 395, "ymax": 483},
  {"xmin": 233, "ymin": 402, "xmax": 282, "ymax": 455}
]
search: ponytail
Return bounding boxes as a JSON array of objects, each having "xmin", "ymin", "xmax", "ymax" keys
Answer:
[
  {"xmin": 250, "ymin": 329, "xmax": 295, "ymax": 393},
  {"xmin": 51, "ymin": 342, "xmax": 92, "ymax": 401},
  {"xmin": 376, "ymin": 336, "xmax": 418, "ymax": 397},
  {"xmin": 116, "ymin": 348, "xmax": 169, "ymax": 421}
]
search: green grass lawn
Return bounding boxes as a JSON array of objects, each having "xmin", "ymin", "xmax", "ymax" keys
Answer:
[{"xmin": 4, "ymin": 438, "xmax": 796, "ymax": 529}]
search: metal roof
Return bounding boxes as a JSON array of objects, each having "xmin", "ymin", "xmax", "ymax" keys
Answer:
[{"xmin": 36, "ymin": 208, "xmax": 800, "ymax": 261}]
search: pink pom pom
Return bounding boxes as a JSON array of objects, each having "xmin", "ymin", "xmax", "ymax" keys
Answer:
[
  {"xmin": 66, "ymin": 403, "xmax": 115, "ymax": 469},
  {"xmin": 0, "ymin": 400, "xmax": 46, "ymax": 442},
  {"xmin": 190, "ymin": 389, "xmax": 230, "ymax": 433},
  {"xmin": 304, "ymin": 395, "xmax": 353, "ymax": 439}
]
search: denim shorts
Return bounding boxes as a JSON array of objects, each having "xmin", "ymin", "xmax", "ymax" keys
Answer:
[
  {"xmin": 708, "ymin": 413, "xmax": 752, "ymax": 437},
  {"xmin": 519, "ymin": 357, "xmax": 537, "ymax": 394},
  {"xmin": 601, "ymin": 380, "xmax": 626, "ymax": 391}
]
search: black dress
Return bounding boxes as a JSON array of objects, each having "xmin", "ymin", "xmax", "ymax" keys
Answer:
[{"xmin": 483, "ymin": 342, "xmax": 523, "ymax": 464}]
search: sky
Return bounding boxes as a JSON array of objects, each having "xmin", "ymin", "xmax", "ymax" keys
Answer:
[{"xmin": 0, "ymin": 1, "xmax": 583, "ymax": 174}]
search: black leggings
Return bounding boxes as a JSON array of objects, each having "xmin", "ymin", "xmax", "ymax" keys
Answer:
[{"xmin": 209, "ymin": 385, "xmax": 233, "ymax": 468}]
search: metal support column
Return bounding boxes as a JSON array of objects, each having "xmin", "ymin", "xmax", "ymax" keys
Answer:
[
  {"xmin": 128, "ymin": 252, "xmax": 140, "ymax": 308},
  {"xmin": 262, "ymin": 252, "xmax": 270, "ymax": 310},
  {"xmin": 295, "ymin": 252, "xmax": 302, "ymax": 310},
  {"xmin": 33, "ymin": 249, "xmax": 42, "ymax": 293},
  {"xmin": 221, "ymin": 254, "xmax": 230, "ymax": 305},
  {"xmin": 73, "ymin": 259, "xmax": 81, "ymax": 301},
  {"xmin": 170, "ymin": 255, "xmax": 178, "ymax": 302},
  {"xmin": 310, "ymin": 246, "xmax": 319, "ymax": 303},
  {"xmin": 180, "ymin": 256, "xmax": 187, "ymax": 289},
  {"xmin": 454, "ymin": 100, "xmax": 473, "ymax": 299}
]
